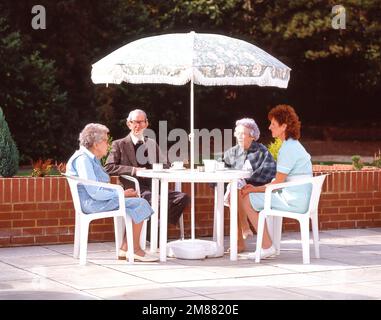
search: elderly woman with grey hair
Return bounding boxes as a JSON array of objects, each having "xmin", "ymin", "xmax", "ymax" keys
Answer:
[
  {"xmin": 224, "ymin": 118, "xmax": 276, "ymax": 253},
  {"xmin": 66, "ymin": 123, "xmax": 158, "ymax": 262}
]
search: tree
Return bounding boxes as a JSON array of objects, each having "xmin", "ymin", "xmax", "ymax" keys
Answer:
[
  {"xmin": 3, "ymin": 0, "xmax": 167, "ymax": 160},
  {"xmin": 223, "ymin": 0, "xmax": 381, "ymax": 125},
  {"xmin": 0, "ymin": 107, "xmax": 19, "ymax": 177},
  {"xmin": 2, "ymin": 0, "xmax": 380, "ymax": 156},
  {"xmin": 0, "ymin": 14, "xmax": 68, "ymax": 163}
]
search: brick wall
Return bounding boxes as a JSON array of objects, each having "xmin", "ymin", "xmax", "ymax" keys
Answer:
[
  {"xmin": 308, "ymin": 170, "xmax": 381, "ymax": 231},
  {"xmin": 1, "ymin": 169, "xmax": 381, "ymax": 247}
]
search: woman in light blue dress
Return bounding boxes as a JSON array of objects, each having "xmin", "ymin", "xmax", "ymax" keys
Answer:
[
  {"xmin": 240, "ymin": 105, "xmax": 312, "ymax": 259},
  {"xmin": 66, "ymin": 123, "xmax": 158, "ymax": 262}
]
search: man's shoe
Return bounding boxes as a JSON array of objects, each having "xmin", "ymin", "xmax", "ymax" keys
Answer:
[
  {"xmin": 119, "ymin": 249, "xmax": 159, "ymax": 262},
  {"xmin": 118, "ymin": 249, "xmax": 127, "ymax": 260},
  {"xmin": 134, "ymin": 253, "xmax": 159, "ymax": 262},
  {"xmin": 248, "ymin": 245, "xmax": 276, "ymax": 260}
]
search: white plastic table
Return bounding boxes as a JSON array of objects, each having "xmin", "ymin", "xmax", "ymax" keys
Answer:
[{"xmin": 137, "ymin": 169, "xmax": 251, "ymax": 262}]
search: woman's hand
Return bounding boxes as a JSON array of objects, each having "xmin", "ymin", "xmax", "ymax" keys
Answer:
[
  {"xmin": 240, "ymin": 184, "xmax": 256, "ymax": 197},
  {"xmin": 124, "ymin": 188, "xmax": 138, "ymax": 198}
]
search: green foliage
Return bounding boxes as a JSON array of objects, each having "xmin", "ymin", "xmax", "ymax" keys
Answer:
[
  {"xmin": 245, "ymin": 0, "xmax": 381, "ymax": 89},
  {"xmin": 159, "ymin": 0, "xmax": 237, "ymax": 29},
  {"xmin": 1, "ymin": 0, "xmax": 380, "ymax": 163},
  {"xmin": 351, "ymin": 155, "xmax": 364, "ymax": 170},
  {"xmin": 101, "ymin": 135, "xmax": 113, "ymax": 167},
  {"xmin": 0, "ymin": 13, "xmax": 68, "ymax": 163},
  {"xmin": 267, "ymin": 138, "xmax": 282, "ymax": 162},
  {"xmin": 0, "ymin": 107, "xmax": 19, "ymax": 177}
]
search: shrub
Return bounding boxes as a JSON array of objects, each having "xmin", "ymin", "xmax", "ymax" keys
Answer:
[
  {"xmin": 351, "ymin": 155, "xmax": 364, "ymax": 170},
  {"xmin": 30, "ymin": 159, "xmax": 66, "ymax": 177},
  {"xmin": 0, "ymin": 16, "xmax": 68, "ymax": 163},
  {"xmin": 0, "ymin": 107, "xmax": 19, "ymax": 177},
  {"xmin": 31, "ymin": 159, "xmax": 53, "ymax": 177},
  {"xmin": 267, "ymin": 138, "xmax": 282, "ymax": 161},
  {"xmin": 101, "ymin": 135, "xmax": 113, "ymax": 166}
]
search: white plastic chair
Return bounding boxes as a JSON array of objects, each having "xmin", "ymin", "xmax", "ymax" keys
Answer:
[
  {"xmin": 65, "ymin": 174, "xmax": 138, "ymax": 265},
  {"xmin": 254, "ymin": 174, "xmax": 328, "ymax": 264}
]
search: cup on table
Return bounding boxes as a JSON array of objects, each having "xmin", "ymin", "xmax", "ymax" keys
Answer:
[
  {"xmin": 203, "ymin": 159, "xmax": 217, "ymax": 172},
  {"xmin": 152, "ymin": 163, "xmax": 163, "ymax": 171},
  {"xmin": 216, "ymin": 162, "xmax": 225, "ymax": 170},
  {"xmin": 171, "ymin": 161, "xmax": 184, "ymax": 170},
  {"xmin": 197, "ymin": 165, "xmax": 205, "ymax": 172}
]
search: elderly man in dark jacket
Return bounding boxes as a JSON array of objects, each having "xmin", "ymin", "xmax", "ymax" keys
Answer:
[{"xmin": 104, "ymin": 109, "xmax": 190, "ymax": 230}]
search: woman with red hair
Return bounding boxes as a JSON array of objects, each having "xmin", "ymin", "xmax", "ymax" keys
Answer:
[{"xmin": 240, "ymin": 105, "xmax": 313, "ymax": 259}]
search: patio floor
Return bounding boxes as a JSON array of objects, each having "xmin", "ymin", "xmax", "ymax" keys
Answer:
[{"xmin": 1, "ymin": 228, "xmax": 381, "ymax": 300}]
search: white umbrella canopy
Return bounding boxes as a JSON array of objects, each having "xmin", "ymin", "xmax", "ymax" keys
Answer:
[
  {"xmin": 91, "ymin": 31, "xmax": 291, "ymax": 170},
  {"xmin": 92, "ymin": 31, "xmax": 290, "ymax": 87}
]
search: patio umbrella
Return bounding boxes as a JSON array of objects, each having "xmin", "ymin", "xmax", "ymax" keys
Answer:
[
  {"xmin": 91, "ymin": 32, "xmax": 291, "ymax": 244},
  {"xmin": 91, "ymin": 31, "xmax": 291, "ymax": 170}
]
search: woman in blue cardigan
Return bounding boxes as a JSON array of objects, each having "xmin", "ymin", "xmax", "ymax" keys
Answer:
[{"xmin": 66, "ymin": 123, "xmax": 158, "ymax": 262}]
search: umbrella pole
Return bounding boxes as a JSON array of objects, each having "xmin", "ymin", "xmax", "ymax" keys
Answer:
[
  {"xmin": 190, "ymin": 78, "xmax": 195, "ymax": 240},
  {"xmin": 190, "ymin": 78, "xmax": 194, "ymax": 170}
]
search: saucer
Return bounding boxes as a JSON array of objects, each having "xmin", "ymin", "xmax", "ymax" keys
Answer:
[{"xmin": 170, "ymin": 167, "xmax": 186, "ymax": 171}]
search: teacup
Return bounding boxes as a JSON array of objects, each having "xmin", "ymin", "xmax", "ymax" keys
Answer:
[
  {"xmin": 171, "ymin": 161, "xmax": 184, "ymax": 170},
  {"xmin": 152, "ymin": 163, "xmax": 163, "ymax": 171},
  {"xmin": 203, "ymin": 159, "xmax": 217, "ymax": 172},
  {"xmin": 216, "ymin": 162, "xmax": 225, "ymax": 170}
]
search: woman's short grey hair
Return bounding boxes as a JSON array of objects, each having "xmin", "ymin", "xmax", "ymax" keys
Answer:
[
  {"xmin": 235, "ymin": 118, "xmax": 260, "ymax": 141},
  {"xmin": 79, "ymin": 123, "xmax": 109, "ymax": 148}
]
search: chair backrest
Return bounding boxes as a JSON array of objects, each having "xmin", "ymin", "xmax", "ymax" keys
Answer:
[
  {"xmin": 64, "ymin": 175, "xmax": 86, "ymax": 215},
  {"xmin": 308, "ymin": 174, "xmax": 328, "ymax": 214}
]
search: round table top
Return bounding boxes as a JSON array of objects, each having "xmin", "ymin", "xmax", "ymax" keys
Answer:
[{"xmin": 136, "ymin": 168, "xmax": 251, "ymax": 182}]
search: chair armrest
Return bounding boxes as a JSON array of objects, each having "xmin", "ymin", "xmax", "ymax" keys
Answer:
[
  {"xmin": 263, "ymin": 177, "xmax": 315, "ymax": 211},
  {"xmin": 265, "ymin": 178, "xmax": 315, "ymax": 192},
  {"xmin": 63, "ymin": 173, "xmax": 123, "ymax": 191},
  {"xmin": 63, "ymin": 174, "xmax": 126, "ymax": 209},
  {"xmin": 120, "ymin": 174, "xmax": 141, "ymax": 197}
]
